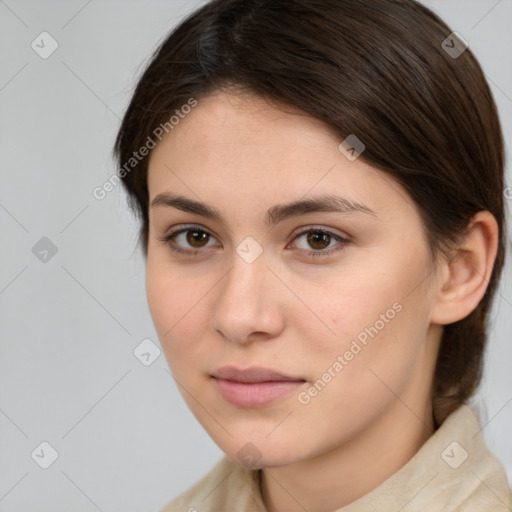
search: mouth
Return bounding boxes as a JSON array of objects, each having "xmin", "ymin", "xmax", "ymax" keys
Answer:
[{"xmin": 211, "ymin": 366, "xmax": 307, "ymax": 408}]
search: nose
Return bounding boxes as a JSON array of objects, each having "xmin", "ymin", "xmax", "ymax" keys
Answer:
[{"xmin": 210, "ymin": 251, "xmax": 285, "ymax": 344}]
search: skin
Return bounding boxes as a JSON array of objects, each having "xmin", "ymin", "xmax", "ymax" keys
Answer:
[{"xmin": 145, "ymin": 90, "xmax": 498, "ymax": 512}]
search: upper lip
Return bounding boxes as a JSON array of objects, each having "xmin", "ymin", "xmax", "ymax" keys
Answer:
[{"xmin": 212, "ymin": 366, "xmax": 305, "ymax": 383}]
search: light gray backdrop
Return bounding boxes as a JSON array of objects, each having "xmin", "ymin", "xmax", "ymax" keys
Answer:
[{"xmin": 1, "ymin": 1, "xmax": 511, "ymax": 511}]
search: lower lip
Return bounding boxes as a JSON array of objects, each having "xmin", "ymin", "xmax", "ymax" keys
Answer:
[{"xmin": 213, "ymin": 378, "xmax": 306, "ymax": 407}]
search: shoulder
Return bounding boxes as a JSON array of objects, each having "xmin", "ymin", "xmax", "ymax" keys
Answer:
[
  {"xmin": 341, "ymin": 404, "xmax": 511, "ymax": 512},
  {"xmin": 156, "ymin": 455, "xmax": 266, "ymax": 512},
  {"xmin": 447, "ymin": 405, "xmax": 511, "ymax": 511},
  {"xmin": 437, "ymin": 405, "xmax": 511, "ymax": 512}
]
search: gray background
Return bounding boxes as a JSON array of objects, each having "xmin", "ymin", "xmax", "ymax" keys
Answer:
[{"xmin": 0, "ymin": 1, "xmax": 511, "ymax": 511}]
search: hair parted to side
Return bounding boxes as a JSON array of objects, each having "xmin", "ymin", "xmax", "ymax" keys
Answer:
[{"xmin": 113, "ymin": 0, "xmax": 506, "ymax": 426}]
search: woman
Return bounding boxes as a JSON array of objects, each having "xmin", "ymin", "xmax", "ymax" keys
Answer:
[{"xmin": 113, "ymin": 0, "xmax": 511, "ymax": 510}]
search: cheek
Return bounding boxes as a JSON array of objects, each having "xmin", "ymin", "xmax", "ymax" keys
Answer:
[
  {"xmin": 145, "ymin": 261, "xmax": 210, "ymax": 358},
  {"xmin": 145, "ymin": 263, "xmax": 174, "ymax": 337},
  {"xmin": 304, "ymin": 257, "xmax": 431, "ymax": 392},
  {"xmin": 307, "ymin": 285, "xmax": 430, "ymax": 415},
  {"xmin": 295, "ymin": 268, "xmax": 405, "ymax": 356}
]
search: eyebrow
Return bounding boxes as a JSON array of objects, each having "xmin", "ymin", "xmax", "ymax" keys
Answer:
[{"xmin": 150, "ymin": 193, "xmax": 377, "ymax": 225}]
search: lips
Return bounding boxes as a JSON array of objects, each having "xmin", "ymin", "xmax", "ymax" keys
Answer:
[
  {"xmin": 211, "ymin": 366, "xmax": 307, "ymax": 407},
  {"xmin": 211, "ymin": 365, "xmax": 305, "ymax": 383}
]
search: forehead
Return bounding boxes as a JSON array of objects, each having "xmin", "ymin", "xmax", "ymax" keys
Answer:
[
  {"xmin": 150, "ymin": 91, "xmax": 340, "ymax": 164},
  {"xmin": 146, "ymin": 91, "xmax": 417, "ymax": 224}
]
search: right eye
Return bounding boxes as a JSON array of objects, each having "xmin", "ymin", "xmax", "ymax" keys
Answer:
[{"xmin": 158, "ymin": 225, "xmax": 221, "ymax": 255}]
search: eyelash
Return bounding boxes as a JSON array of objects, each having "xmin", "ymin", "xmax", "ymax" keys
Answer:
[{"xmin": 158, "ymin": 225, "xmax": 350, "ymax": 259}]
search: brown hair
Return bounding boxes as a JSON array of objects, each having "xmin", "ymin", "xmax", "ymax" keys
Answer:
[{"xmin": 113, "ymin": 0, "xmax": 506, "ymax": 426}]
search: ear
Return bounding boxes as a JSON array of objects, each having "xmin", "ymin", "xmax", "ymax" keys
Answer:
[{"xmin": 430, "ymin": 211, "xmax": 499, "ymax": 325}]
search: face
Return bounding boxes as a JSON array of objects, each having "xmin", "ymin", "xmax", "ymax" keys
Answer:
[{"xmin": 146, "ymin": 91, "xmax": 442, "ymax": 468}]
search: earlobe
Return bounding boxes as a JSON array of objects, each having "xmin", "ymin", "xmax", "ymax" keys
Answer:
[{"xmin": 430, "ymin": 211, "xmax": 499, "ymax": 325}]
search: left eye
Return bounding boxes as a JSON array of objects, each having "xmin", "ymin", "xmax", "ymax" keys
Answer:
[
  {"xmin": 296, "ymin": 229, "xmax": 341, "ymax": 250},
  {"xmin": 159, "ymin": 226, "xmax": 350, "ymax": 258},
  {"xmin": 290, "ymin": 228, "xmax": 349, "ymax": 257}
]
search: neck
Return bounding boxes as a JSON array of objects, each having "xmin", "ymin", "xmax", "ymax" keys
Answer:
[{"xmin": 260, "ymin": 399, "xmax": 435, "ymax": 512}]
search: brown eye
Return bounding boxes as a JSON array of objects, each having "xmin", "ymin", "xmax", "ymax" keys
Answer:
[
  {"xmin": 306, "ymin": 231, "xmax": 332, "ymax": 250},
  {"xmin": 186, "ymin": 229, "xmax": 210, "ymax": 248},
  {"xmin": 291, "ymin": 227, "xmax": 350, "ymax": 259},
  {"xmin": 159, "ymin": 226, "xmax": 219, "ymax": 255}
]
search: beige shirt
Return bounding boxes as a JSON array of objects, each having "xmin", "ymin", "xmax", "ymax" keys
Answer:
[{"xmin": 159, "ymin": 404, "xmax": 511, "ymax": 511}]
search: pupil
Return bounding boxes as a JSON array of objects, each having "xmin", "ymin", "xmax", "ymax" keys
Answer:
[
  {"xmin": 187, "ymin": 230, "xmax": 208, "ymax": 247},
  {"xmin": 308, "ymin": 231, "xmax": 329, "ymax": 250}
]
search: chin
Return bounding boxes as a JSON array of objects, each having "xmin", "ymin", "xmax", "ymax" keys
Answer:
[{"xmin": 214, "ymin": 430, "xmax": 308, "ymax": 469}]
